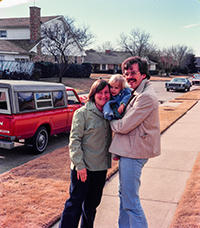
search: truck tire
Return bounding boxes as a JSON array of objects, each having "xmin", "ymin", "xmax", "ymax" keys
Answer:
[{"xmin": 31, "ymin": 126, "xmax": 49, "ymax": 154}]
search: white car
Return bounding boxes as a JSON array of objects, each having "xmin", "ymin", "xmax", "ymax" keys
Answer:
[{"xmin": 192, "ymin": 74, "xmax": 200, "ymax": 85}]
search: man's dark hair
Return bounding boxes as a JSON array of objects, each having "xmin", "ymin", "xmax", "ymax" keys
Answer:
[{"xmin": 121, "ymin": 56, "xmax": 150, "ymax": 79}]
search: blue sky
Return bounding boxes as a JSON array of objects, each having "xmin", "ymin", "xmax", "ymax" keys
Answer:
[{"xmin": 1, "ymin": 0, "xmax": 200, "ymax": 56}]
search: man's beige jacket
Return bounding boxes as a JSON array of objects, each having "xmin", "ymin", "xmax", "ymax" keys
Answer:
[{"xmin": 109, "ymin": 79, "xmax": 161, "ymax": 159}]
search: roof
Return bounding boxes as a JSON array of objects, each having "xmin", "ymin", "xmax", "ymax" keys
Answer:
[
  {"xmin": 0, "ymin": 15, "xmax": 62, "ymax": 55},
  {"xmin": 85, "ymin": 51, "xmax": 132, "ymax": 64},
  {"xmin": 0, "ymin": 14, "xmax": 85, "ymax": 57},
  {"xmin": 0, "ymin": 80, "xmax": 65, "ymax": 92},
  {"xmin": 0, "ymin": 40, "xmax": 37, "ymax": 54},
  {"xmin": 0, "ymin": 16, "xmax": 59, "ymax": 28},
  {"xmin": 84, "ymin": 51, "xmax": 158, "ymax": 65}
]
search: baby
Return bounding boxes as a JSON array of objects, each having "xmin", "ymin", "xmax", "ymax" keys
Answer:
[
  {"xmin": 103, "ymin": 74, "xmax": 132, "ymax": 121},
  {"xmin": 103, "ymin": 74, "xmax": 132, "ymax": 161}
]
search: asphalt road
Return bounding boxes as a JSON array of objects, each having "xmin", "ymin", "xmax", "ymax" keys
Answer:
[{"xmin": 0, "ymin": 80, "xmax": 198, "ymax": 174}]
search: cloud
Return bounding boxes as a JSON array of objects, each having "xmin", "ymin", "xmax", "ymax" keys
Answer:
[
  {"xmin": 0, "ymin": 0, "xmax": 38, "ymax": 8},
  {"xmin": 182, "ymin": 24, "xmax": 199, "ymax": 29}
]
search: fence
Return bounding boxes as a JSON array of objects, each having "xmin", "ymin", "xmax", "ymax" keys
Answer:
[{"xmin": 0, "ymin": 60, "xmax": 34, "ymax": 75}]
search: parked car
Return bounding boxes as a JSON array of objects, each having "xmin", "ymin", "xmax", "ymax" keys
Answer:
[
  {"xmin": 192, "ymin": 74, "xmax": 200, "ymax": 85},
  {"xmin": 0, "ymin": 80, "xmax": 83, "ymax": 154},
  {"xmin": 165, "ymin": 77, "xmax": 191, "ymax": 92}
]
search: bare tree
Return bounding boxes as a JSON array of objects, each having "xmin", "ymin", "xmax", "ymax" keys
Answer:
[
  {"xmin": 97, "ymin": 41, "xmax": 117, "ymax": 53},
  {"xmin": 171, "ymin": 45, "xmax": 193, "ymax": 68},
  {"xmin": 41, "ymin": 16, "xmax": 95, "ymax": 82},
  {"xmin": 159, "ymin": 48, "xmax": 178, "ymax": 76},
  {"xmin": 118, "ymin": 28, "xmax": 156, "ymax": 57},
  {"xmin": 158, "ymin": 45, "xmax": 194, "ymax": 75}
]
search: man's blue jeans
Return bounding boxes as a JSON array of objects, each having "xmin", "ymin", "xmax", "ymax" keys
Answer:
[
  {"xmin": 59, "ymin": 169, "xmax": 107, "ymax": 228},
  {"xmin": 118, "ymin": 157, "xmax": 148, "ymax": 228}
]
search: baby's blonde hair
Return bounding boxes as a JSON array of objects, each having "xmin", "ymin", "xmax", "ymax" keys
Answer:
[{"xmin": 109, "ymin": 74, "xmax": 126, "ymax": 90}]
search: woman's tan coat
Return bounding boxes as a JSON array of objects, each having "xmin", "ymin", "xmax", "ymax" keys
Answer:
[{"xmin": 69, "ymin": 101, "xmax": 112, "ymax": 171}]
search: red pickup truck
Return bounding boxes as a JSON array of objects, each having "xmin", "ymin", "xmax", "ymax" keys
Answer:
[{"xmin": 0, "ymin": 80, "xmax": 82, "ymax": 154}]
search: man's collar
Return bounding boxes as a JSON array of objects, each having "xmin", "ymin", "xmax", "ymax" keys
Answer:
[{"xmin": 133, "ymin": 79, "xmax": 150, "ymax": 95}]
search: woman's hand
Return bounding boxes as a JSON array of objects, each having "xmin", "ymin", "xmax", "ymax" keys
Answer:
[{"xmin": 77, "ymin": 168, "xmax": 87, "ymax": 182}]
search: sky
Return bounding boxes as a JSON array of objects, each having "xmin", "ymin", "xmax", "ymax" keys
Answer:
[{"xmin": 0, "ymin": 0, "xmax": 200, "ymax": 56}]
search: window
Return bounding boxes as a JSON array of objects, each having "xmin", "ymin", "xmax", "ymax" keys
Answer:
[
  {"xmin": 15, "ymin": 58, "xmax": 28, "ymax": 62},
  {"xmin": 74, "ymin": 57, "xmax": 77, "ymax": 64},
  {"xmin": 17, "ymin": 91, "xmax": 65, "ymax": 112},
  {"xmin": 102, "ymin": 64, "xmax": 106, "ymax": 70},
  {"xmin": 53, "ymin": 91, "xmax": 65, "ymax": 107},
  {"xmin": 17, "ymin": 92, "xmax": 35, "ymax": 111},
  {"xmin": 35, "ymin": 92, "xmax": 53, "ymax": 109},
  {"xmin": 0, "ymin": 89, "xmax": 11, "ymax": 114},
  {"xmin": 0, "ymin": 55, "xmax": 4, "ymax": 61},
  {"xmin": 0, "ymin": 30, "xmax": 7, "ymax": 38},
  {"xmin": 66, "ymin": 91, "xmax": 80, "ymax": 105}
]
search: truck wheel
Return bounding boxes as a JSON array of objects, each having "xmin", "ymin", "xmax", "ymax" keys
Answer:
[
  {"xmin": 32, "ymin": 126, "xmax": 48, "ymax": 154},
  {"xmin": 166, "ymin": 88, "xmax": 169, "ymax": 91}
]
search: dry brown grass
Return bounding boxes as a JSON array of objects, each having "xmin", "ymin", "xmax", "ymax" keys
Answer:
[
  {"xmin": 0, "ymin": 76, "xmax": 200, "ymax": 228},
  {"xmin": 62, "ymin": 77, "xmax": 96, "ymax": 93},
  {"xmin": 159, "ymin": 100, "xmax": 197, "ymax": 133},
  {"xmin": 62, "ymin": 74, "xmax": 187, "ymax": 93},
  {"xmin": 170, "ymin": 152, "xmax": 200, "ymax": 228},
  {"xmin": 0, "ymin": 148, "xmax": 118, "ymax": 228},
  {"xmin": 43, "ymin": 73, "xmax": 173, "ymax": 93}
]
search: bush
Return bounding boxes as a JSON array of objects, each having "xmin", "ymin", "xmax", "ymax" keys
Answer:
[
  {"xmin": 149, "ymin": 70, "xmax": 159, "ymax": 76},
  {"xmin": 64, "ymin": 63, "xmax": 92, "ymax": 78},
  {"xmin": 33, "ymin": 62, "xmax": 91, "ymax": 79},
  {"xmin": 93, "ymin": 69, "xmax": 114, "ymax": 74},
  {"xmin": 34, "ymin": 62, "xmax": 59, "ymax": 78},
  {"xmin": 179, "ymin": 67, "xmax": 189, "ymax": 74}
]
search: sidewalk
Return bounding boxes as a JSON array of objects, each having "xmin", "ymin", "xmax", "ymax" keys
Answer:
[
  {"xmin": 51, "ymin": 100, "xmax": 200, "ymax": 228},
  {"xmin": 94, "ymin": 101, "xmax": 200, "ymax": 228}
]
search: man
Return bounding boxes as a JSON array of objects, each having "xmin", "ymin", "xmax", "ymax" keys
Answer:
[{"xmin": 109, "ymin": 56, "xmax": 161, "ymax": 228}]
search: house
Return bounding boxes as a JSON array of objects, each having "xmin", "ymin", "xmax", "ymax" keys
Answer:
[
  {"xmin": 84, "ymin": 50, "xmax": 158, "ymax": 74},
  {"xmin": 195, "ymin": 57, "xmax": 200, "ymax": 72},
  {"xmin": 0, "ymin": 6, "xmax": 86, "ymax": 70},
  {"xmin": 84, "ymin": 50, "xmax": 131, "ymax": 73},
  {"xmin": 143, "ymin": 56, "xmax": 157, "ymax": 72}
]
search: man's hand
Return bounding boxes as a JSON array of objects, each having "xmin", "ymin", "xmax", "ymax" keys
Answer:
[{"xmin": 77, "ymin": 168, "xmax": 87, "ymax": 182}]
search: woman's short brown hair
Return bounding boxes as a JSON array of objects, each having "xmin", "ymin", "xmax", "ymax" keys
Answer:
[{"xmin": 87, "ymin": 79, "xmax": 110, "ymax": 102}]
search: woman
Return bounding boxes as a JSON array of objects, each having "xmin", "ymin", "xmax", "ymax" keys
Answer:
[{"xmin": 59, "ymin": 79, "xmax": 112, "ymax": 228}]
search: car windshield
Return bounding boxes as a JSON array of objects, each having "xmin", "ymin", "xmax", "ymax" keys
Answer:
[{"xmin": 171, "ymin": 78, "xmax": 186, "ymax": 82}]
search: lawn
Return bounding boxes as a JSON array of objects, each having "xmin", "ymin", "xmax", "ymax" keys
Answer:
[{"xmin": 41, "ymin": 73, "xmax": 173, "ymax": 93}]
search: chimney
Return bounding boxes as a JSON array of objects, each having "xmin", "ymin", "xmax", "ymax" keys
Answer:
[
  {"xmin": 105, "ymin": 50, "xmax": 111, "ymax": 54},
  {"xmin": 30, "ymin": 6, "xmax": 41, "ymax": 42}
]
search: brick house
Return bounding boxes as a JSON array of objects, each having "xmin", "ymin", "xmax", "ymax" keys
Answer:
[
  {"xmin": 0, "ymin": 7, "xmax": 86, "ymax": 64},
  {"xmin": 85, "ymin": 50, "xmax": 158, "ymax": 74}
]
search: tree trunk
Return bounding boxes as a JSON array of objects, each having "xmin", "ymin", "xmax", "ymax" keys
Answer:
[{"xmin": 58, "ymin": 68, "xmax": 62, "ymax": 83}]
